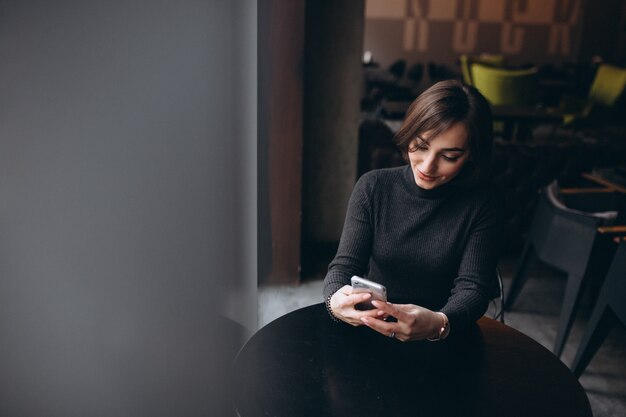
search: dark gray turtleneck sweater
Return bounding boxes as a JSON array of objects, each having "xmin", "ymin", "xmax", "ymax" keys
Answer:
[{"xmin": 323, "ymin": 165, "xmax": 503, "ymax": 329}]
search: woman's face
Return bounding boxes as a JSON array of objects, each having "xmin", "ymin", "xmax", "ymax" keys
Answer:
[{"xmin": 407, "ymin": 122, "xmax": 471, "ymax": 190}]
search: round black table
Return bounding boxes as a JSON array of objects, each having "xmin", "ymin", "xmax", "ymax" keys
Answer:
[{"xmin": 233, "ymin": 304, "xmax": 591, "ymax": 417}]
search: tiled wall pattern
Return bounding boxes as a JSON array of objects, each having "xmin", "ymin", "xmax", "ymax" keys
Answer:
[{"xmin": 364, "ymin": 0, "xmax": 581, "ymax": 67}]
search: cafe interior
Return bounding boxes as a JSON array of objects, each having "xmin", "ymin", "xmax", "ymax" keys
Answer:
[
  {"xmin": 259, "ymin": 1, "xmax": 626, "ymax": 416},
  {"xmin": 2, "ymin": 1, "xmax": 625, "ymax": 415}
]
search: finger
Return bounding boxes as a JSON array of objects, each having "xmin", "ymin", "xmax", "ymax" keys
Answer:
[
  {"xmin": 360, "ymin": 316, "xmax": 398, "ymax": 336},
  {"xmin": 371, "ymin": 300, "xmax": 407, "ymax": 320},
  {"xmin": 341, "ymin": 292, "xmax": 371, "ymax": 307},
  {"xmin": 343, "ymin": 309, "xmax": 381, "ymax": 326},
  {"xmin": 353, "ymin": 308, "xmax": 385, "ymax": 320},
  {"xmin": 372, "ymin": 309, "xmax": 391, "ymax": 321}
]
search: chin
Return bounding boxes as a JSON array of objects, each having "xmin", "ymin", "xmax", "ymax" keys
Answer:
[{"xmin": 415, "ymin": 181, "xmax": 430, "ymax": 189}]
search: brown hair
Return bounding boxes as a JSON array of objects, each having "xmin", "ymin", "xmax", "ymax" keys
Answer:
[{"xmin": 394, "ymin": 79, "xmax": 493, "ymax": 186}]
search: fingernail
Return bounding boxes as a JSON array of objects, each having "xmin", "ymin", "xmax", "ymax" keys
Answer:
[
  {"xmin": 362, "ymin": 293, "xmax": 371, "ymax": 300},
  {"xmin": 361, "ymin": 317, "xmax": 369, "ymax": 324},
  {"xmin": 377, "ymin": 310, "xmax": 384, "ymax": 316}
]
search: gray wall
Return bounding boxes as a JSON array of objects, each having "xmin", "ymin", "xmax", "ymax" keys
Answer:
[{"xmin": 0, "ymin": 1, "xmax": 256, "ymax": 415}]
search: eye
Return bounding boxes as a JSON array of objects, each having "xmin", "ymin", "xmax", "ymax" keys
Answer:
[{"xmin": 441, "ymin": 155, "xmax": 460, "ymax": 162}]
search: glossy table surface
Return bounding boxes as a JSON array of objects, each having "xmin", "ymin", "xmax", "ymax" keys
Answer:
[{"xmin": 234, "ymin": 304, "xmax": 591, "ymax": 417}]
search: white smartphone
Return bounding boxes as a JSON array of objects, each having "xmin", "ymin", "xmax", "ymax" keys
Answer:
[{"xmin": 350, "ymin": 276, "xmax": 387, "ymax": 310}]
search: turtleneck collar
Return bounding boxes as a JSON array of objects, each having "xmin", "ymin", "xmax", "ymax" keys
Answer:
[{"xmin": 401, "ymin": 164, "xmax": 458, "ymax": 199}]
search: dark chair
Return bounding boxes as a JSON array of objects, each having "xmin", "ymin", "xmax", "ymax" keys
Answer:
[
  {"xmin": 407, "ymin": 63, "xmax": 424, "ymax": 85},
  {"xmin": 427, "ymin": 62, "xmax": 455, "ymax": 83},
  {"xmin": 558, "ymin": 63, "xmax": 626, "ymax": 126},
  {"xmin": 357, "ymin": 120, "xmax": 404, "ymax": 178},
  {"xmin": 549, "ymin": 64, "xmax": 626, "ymax": 139},
  {"xmin": 504, "ymin": 181, "xmax": 622, "ymax": 357},
  {"xmin": 388, "ymin": 59, "xmax": 406, "ymax": 80},
  {"xmin": 571, "ymin": 238, "xmax": 626, "ymax": 377}
]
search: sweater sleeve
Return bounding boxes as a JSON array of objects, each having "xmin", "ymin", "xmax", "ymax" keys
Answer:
[
  {"xmin": 323, "ymin": 175, "xmax": 375, "ymax": 300},
  {"xmin": 440, "ymin": 192, "xmax": 504, "ymax": 329}
]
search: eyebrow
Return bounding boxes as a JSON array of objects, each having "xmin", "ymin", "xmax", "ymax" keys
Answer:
[{"xmin": 440, "ymin": 147, "xmax": 467, "ymax": 152}]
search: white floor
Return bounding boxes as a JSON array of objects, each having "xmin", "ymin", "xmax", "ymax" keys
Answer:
[{"xmin": 258, "ymin": 279, "xmax": 324, "ymax": 328}]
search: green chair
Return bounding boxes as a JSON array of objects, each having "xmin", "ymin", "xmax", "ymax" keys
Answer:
[
  {"xmin": 470, "ymin": 63, "xmax": 540, "ymax": 140},
  {"xmin": 560, "ymin": 63, "xmax": 626, "ymax": 125},
  {"xmin": 470, "ymin": 63, "xmax": 539, "ymax": 106},
  {"xmin": 459, "ymin": 54, "xmax": 506, "ymax": 85}
]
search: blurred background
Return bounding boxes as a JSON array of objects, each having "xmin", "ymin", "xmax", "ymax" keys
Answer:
[
  {"xmin": 259, "ymin": 1, "xmax": 626, "ymax": 416},
  {"xmin": 260, "ymin": 0, "xmax": 626, "ymax": 285}
]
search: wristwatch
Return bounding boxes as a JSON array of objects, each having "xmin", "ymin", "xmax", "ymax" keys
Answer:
[{"xmin": 427, "ymin": 312, "xmax": 450, "ymax": 341}]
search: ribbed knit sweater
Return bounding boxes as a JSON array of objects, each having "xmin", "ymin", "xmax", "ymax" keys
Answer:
[{"xmin": 323, "ymin": 165, "xmax": 503, "ymax": 330}]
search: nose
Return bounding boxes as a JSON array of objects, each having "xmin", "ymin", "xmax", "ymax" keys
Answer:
[{"xmin": 421, "ymin": 152, "xmax": 437, "ymax": 174}]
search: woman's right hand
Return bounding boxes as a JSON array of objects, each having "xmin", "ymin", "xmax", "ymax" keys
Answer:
[{"xmin": 329, "ymin": 285, "xmax": 384, "ymax": 326}]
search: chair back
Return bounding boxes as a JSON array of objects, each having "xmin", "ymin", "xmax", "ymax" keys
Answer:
[
  {"xmin": 548, "ymin": 183, "xmax": 618, "ymax": 222},
  {"xmin": 388, "ymin": 59, "xmax": 407, "ymax": 79},
  {"xmin": 528, "ymin": 183, "xmax": 604, "ymax": 276},
  {"xmin": 558, "ymin": 64, "xmax": 626, "ymax": 124},
  {"xmin": 460, "ymin": 54, "xmax": 506, "ymax": 85},
  {"xmin": 470, "ymin": 63, "xmax": 539, "ymax": 106},
  {"xmin": 588, "ymin": 64, "xmax": 626, "ymax": 108},
  {"xmin": 407, "ymin": 63, "xmax": 424, "ymax": 84},
  {"xmin": 357, "ymin": 120, "xmax": 404, "ymax": 177}
]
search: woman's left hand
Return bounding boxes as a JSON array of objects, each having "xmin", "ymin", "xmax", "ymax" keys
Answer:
[{"xmin": 360, "ymin": 300, "xmax": 443, "ymax": 342}]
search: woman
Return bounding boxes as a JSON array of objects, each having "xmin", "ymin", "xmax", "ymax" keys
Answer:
[{"xmin": 324, "ymin": 79, "xmax": 502, "ymax": 342}]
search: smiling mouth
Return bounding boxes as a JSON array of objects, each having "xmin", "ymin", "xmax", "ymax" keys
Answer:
[{"xmin": 417, "ymin": 170, "xmax": 438, "ymax": 181}]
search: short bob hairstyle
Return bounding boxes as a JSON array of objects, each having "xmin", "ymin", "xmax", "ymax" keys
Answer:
[{"xmin": 394, "ymin": 79, "xmax": 493, "ymax": 187}]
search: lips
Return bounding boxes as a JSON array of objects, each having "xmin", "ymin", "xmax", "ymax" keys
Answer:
[{"xmin": 417, "ymin": 170, "xmax": 438, "ymax": 182}]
